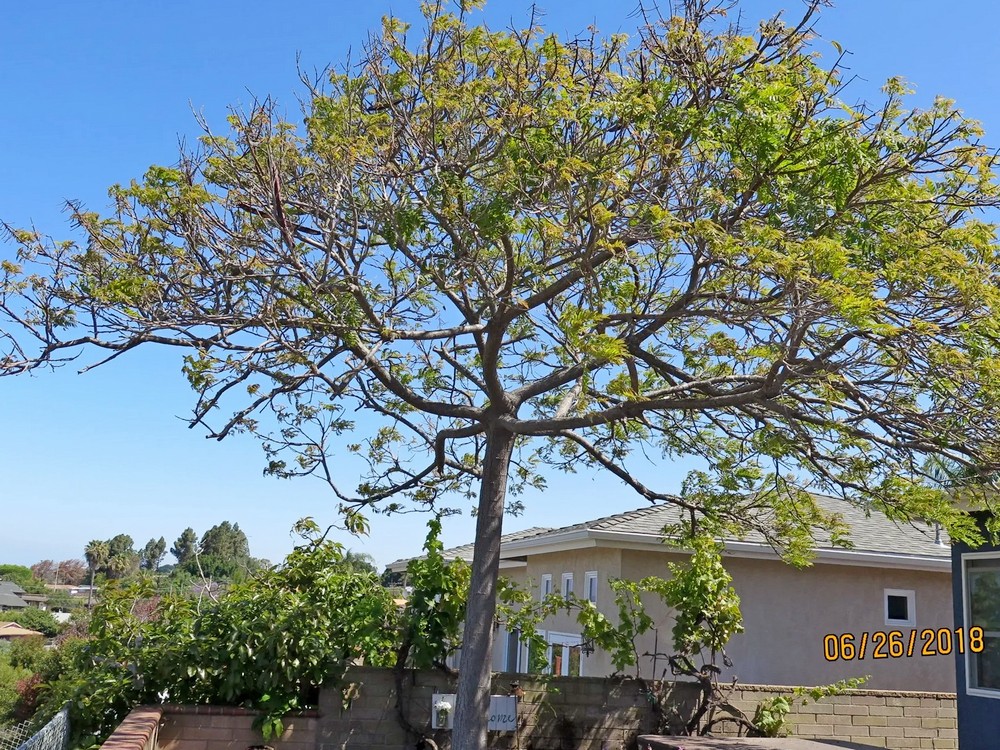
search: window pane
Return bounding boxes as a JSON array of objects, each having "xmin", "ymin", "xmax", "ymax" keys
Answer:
[
  {"xmin": 505, "ymin": 629, "xmax": 521, "ymax": 672},
  {"xmin": 965, "ymin": 557, "xmax": 1000, "ymax": 690},
  {"xmin": 568, "ymin": 645, "xmax": 581, "ymax": 677},
  {"xmin": 970, "ymin": 569, "xmax": 1000, "ymax": 631},
  {"xmin": 976, "ymin": 637, "xmax": 1000, "ymax": 690},
  {"xmin": 887, "ymin": 595, "xmax": 909, "ymax": 621},
  {"xmin": 550, "ymin": 647, "xmax": 562, "ymax": 676},
  {"xmin": 528, "ymin": 640, "xmax": 546, "ymax": 673}
]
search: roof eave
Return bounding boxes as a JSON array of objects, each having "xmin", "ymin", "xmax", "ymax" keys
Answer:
[{"xmin": 499, "ymin": 528, "xmax": 951, "ymax": 572}]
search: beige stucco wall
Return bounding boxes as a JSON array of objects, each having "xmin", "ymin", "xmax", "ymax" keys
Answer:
[
  {"xmin": 515, "ymin": 545, "xmax": 955, "ymax": 692},
  {"xmin": 500, "ymin": 546, "xmax": 624, "ymax": 676}
]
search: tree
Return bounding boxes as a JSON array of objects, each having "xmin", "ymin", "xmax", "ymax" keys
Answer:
[
  {"xmin": 170, "ymin": 528, "xmax": 198, "ymax": 566},
  {"xmin": 0, "ymin": 565, "xmax": 45, "ymax": 594},
  {"xmin": 84, "ymin": 540, "xmax": 109, "ymax": 609},
  {"xmin": 340, "ymin": 550, "xmax": 378, "ymax": 576},
  {"xmin": 29, "ymin": 560, "xmax": 56, "ymax": 585},
  {"xmin": 38, "ymin": 520, "xmax": 398, "ymax": 747},
  {"xmin": 5, "ymin": 608, "xmax": 60, "ymax": 638},
  {"xmin": 198, "ymin": 521, "xmax": 249, "ymax": 562},
  {"xmin": 191, "ymin": 522, "xmax": 253, "ymax": 579},
  {"xmin": 104, "ymin": 535, "xmax": 139, "ymax": 580},
  {"xmin": 6, "ymin": 2, "xmax": 1000, "ymax": 745},
  {"xmin": 139, "ymin": 537, "xmax": 166, "ymax": 571},
  {"xmin": 55, "ymin": 559, "xmax": 87, "ymax": 586}
]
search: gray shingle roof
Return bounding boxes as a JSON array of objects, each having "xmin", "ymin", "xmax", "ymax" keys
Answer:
[
  {"xmin": 0, "ymin": 581, "xmax": 26, "ymax": 596},
  {"xmin": 503, "ymin": 494, "xmax": 951, "ymax": 559},
  {"xmin": 0, "ymin": 593, "xmax": 28, "ymax": 609}
]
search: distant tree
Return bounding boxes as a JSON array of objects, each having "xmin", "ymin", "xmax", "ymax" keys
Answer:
[
  {"xmin": 45, "ymin": 589, "xmax": 76, "ymax": 613},
  {"xmin": 0, "ymin": 565, "xmax": 44, "ymax": 593},
  {"xmin": 340, "ymin": 550, "xmax": 378, "ymax": 576},
  {"xmin": 5, "ymin": 608, "xmax": 59, "ymax": 638},
  {"xmin": 170, "ymin": 528, "xmax": 198, "ymax": 566},
  {"xmin": 175, "ymin": 522, "xmax": 255, "ymax": 581},
  {"xmin": 106, "ymin": 554, "xmax": 139, "ymax": 580},
  {"xmin": 106, "ymin": 534, "xmax": 134, "ymax": 560},
  {"xmin": 55, "ymin": 559, "xmax": 87, "ymax": 586},
  {"xmin": 100, "ymin": 535, "xmax": 139, "ymax": 580},
  {"xmin": 199, "ymin": 522, "xmax": 250, "ymax": 561},
  {"xmin": 29, "ymin": 561, "xmax": 56, "ymax": 584},
  {"xmin": 83, "ymin": 540, "xmax": 109, "ymax": 609},
  {"xmin": 140, "ymin": 538, "xmax": 166, "ymax": 571}
]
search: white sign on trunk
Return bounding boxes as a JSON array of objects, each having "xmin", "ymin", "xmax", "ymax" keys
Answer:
[{"xmin": 430, "ymin": 693, "xmax": 517, "ymax": 732}]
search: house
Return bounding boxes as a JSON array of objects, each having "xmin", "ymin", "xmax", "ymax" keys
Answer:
[
  {"xmin": 389, "ymin": 495, "xmax": 955, "ymax": 692},
  {"xmin": 0, "ymin": 581, "xmax": 29, "ymax": 611},
  {"xmin": 0, "ymin": 621, "xmax": 42, "ymax": 640}
]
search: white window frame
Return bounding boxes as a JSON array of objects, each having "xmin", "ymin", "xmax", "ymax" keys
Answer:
[
  {"xmin": 585, "ymin": 571, "xmax": 598, "ymax": 605},
  {"xmin": 962, "ymin": 551, "xmax": 1000, "ymax": 698},
  {"xmin": 561, "ymin": 572, "xmax": 574, "ymax": 598},
  {"xmin": 502, "ymin": 627, "xmax": 523, "ymax": 673},
  {"xmin": 546, "ymin": 631, "xmax": 584, "ymax": 677},
  {"xmin": 540, "ymin": 574, "xmax": 552, "ymax": 602},
  {"xmin": 884, "ymin": 588, "xmax": 915, "ymax": 627}
]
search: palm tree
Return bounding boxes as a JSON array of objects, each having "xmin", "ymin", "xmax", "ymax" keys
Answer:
[
  {"xmin": 341, "ymin": 550, "xmax": 378, "ymax": 576},
  {"xmin": 83, "ymin": 539, "xmax": 109, "ymax": 609}
]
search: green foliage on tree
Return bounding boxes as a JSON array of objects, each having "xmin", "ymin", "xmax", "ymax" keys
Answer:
[
  {"xmin": 199, "ymin": 522, "xmax": 249, "ymax": 561},
  {"xmin": 397, "ymin": 517, "xmax": 471, "ymax": 670},
  {"xmin": 339, "ymin": 550, "xmax": 378, "ymax": 576},
  {"xmin": 83, "ymin": 539, "xmax": 110, "ymax": 609},
  {"xmin": 34, "ymin": 520, "xmax": 398, "ymax": 746},
  {"xmin": 4, "ymin": 609, "xmax": 60, "ymax": 638},
  {"xmin": 0, "ymin": 565, "xmax": 45, "ymax": 594},
  {"xmin": 8, "ymin": 1, "xmax": 1000, "ymax": 744},
  {"xmin": 139, "ymin": 537, "xmax": 166, "ymax": 571},
  {"xmin": 170, "ymin": 528, "xmax": 198, "ymax": 566}
]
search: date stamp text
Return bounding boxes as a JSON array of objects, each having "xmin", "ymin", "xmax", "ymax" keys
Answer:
[{"xmin": 823, "ymin": 627, "xmax": 984, "ymax": 661}]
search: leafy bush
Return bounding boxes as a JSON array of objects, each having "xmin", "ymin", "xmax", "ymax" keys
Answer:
[
  {"xmin": 35, "ymin": 519, "xmax": 398, "ymax": 746},
  {"xmin": 0, "ymin": 659, "xmax": 31, "ymax": 727},
  {"xmin": 4, "ymin": 608, "xmax": 60, "ymax": 638}
]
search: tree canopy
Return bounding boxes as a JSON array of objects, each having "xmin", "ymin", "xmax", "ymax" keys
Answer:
[{"xmin": 6, "ymin": 1, "xmax": 1000, "ymax": 745}]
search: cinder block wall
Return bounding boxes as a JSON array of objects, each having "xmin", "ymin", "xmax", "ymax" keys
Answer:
[
  {"xmin": 157, "ymin": 705, "xmax": 318, "ymax": 750},
  {"xmin": 705, "ymin": 684, "xmax": 957, "ymax": 750},
  {"xmin": 102, "ymin": 669, "xmax": 958, "ymax": 750},
  {"xmin": 317, "ymin": 666, "xmax": 660, "ymax": 750}
]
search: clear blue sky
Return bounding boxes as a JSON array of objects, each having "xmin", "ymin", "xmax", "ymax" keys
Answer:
[{"xmin": 2, "ymin": 1, "xmax": 999, "ymax": 570}]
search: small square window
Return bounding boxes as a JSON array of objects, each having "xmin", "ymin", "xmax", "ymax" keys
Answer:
[
  {"xmin": 540, "ymin": 574, "xmax": 552, "ymax": 601},
  {"xmin": 585, "ymin": 571, "xmax": 598, "ymax": 605},
  {"xmin": 884, "ymin": 588, "xmax": 915, "ymax": 626},
  {"xmin": 562, "ymin": 573, "xmax": 574, "ymax": 598}
]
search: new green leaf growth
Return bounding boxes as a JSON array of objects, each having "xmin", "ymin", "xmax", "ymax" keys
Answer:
[{"xmin": 6, "ymin": 1, "xmax": 1000, "ymax": 745}]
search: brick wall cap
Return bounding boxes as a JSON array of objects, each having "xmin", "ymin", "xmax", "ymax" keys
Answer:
[{"xmin": 101, "ymin": 706, "xmax": 163, "ymax": 750}]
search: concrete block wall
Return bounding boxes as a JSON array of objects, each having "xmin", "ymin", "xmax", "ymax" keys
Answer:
[
  {"xmin": 99, "ymin": 670, "xmax": 958, "ymax": 750},
  {"xmin": 710, "ymin": 684, "xmax": 957, "ymax": 750},
  {"xmin": 318, "ymin": 667, "xmax": 658, "ymax": 750},
  {"xmin": 157, "ymin": 705, "xmax": 318, "ymax": 750}
]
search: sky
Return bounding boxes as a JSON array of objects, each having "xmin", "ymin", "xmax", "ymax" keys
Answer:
[{"xmin": 2, "ymin": 0, "xmax": 1000, "ymax": 571}]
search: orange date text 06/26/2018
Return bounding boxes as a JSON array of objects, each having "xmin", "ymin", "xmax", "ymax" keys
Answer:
[{"xmin": 823, "ymin": 627, "xmax": 985, "ymax": 662}]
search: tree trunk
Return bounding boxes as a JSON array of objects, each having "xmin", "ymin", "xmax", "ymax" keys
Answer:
[
  {"xmin": 87, "ymin": 566, "xmax": 94, "ymax": 609},
  {"xmin": 451, "ymin": 426, "xmax": 516, "ymax": 750}
]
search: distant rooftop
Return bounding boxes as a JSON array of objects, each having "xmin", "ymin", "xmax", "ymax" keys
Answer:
[{"xmin": 387, "ymin": 526, "xmax": 553, "ymax": 571}]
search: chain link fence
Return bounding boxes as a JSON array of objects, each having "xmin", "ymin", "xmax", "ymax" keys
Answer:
[
  {"xmin": 0, "ymin": 706, "xmax": 68, "ymax": 750},
  {"xmin": 0, "ymin": 720, "xmax": 33, "ymax": 750}
]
